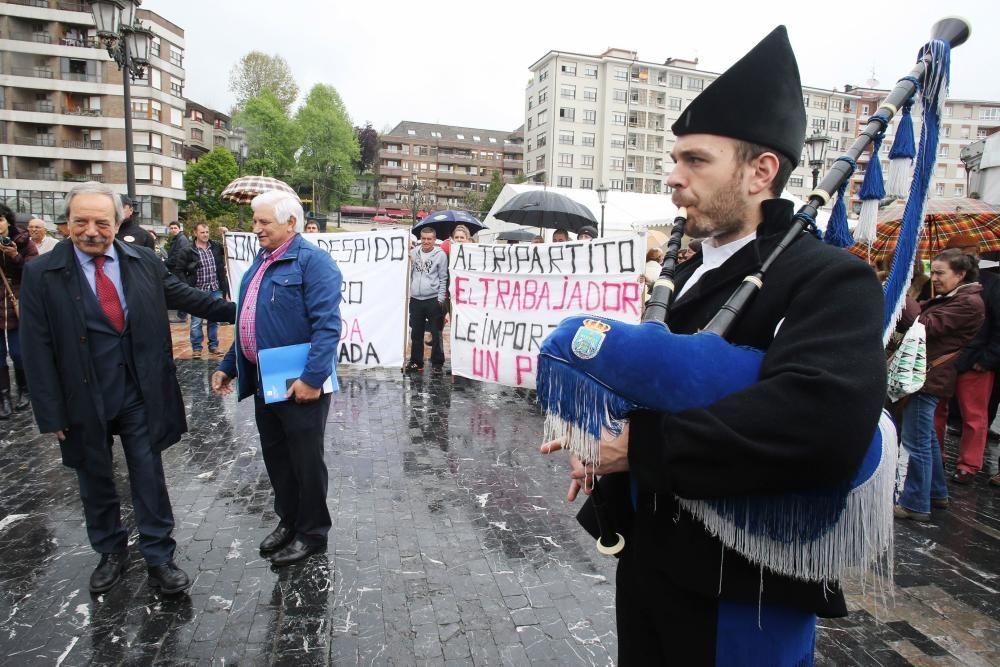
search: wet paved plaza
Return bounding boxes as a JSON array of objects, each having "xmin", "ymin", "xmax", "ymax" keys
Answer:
[{"xmin": 0, "ymin": 353, "xmax": 999, "ymax": 665}]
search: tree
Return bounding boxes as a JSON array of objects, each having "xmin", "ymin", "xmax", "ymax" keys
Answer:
[
  {"xmin": 235, "ymin": 90, "xmax": 302, "ymax": 180},
  {"xmin": 184, "ymin": 146, "xmax": 238, "ymax": 219},
  {"xmin": 293, "ymin": 84, "xmax": 359, "ymax": 213},
  {"xmin": 480, "ymin": 170, "xmax": 506, "ymax": 218},
  {"xmin": 354, "ymin": 122, "xmax": 379, "ymax": 173},
  {"xmin": 228, "ymin": 51, "xmax": 299, "ymax": 114}
]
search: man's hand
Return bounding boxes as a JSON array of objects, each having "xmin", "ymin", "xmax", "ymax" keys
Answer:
[
  {"xmin": 0, "ymin": 244, "xmax": 17, "ymax": 258},
  {"xmin": 54, "ymin": 430, "xmax": 66, "ymax": 443},
  {"xmin": 286, "ymin": 379, "xmax": 321, "ymax": 403},
  {"xmin": 211, "ymin": 371, "xmax": 234, "ymax": 396},
  {"xmin": 540, "ymin": 422, "xmax": 630, "ymax": 502}
]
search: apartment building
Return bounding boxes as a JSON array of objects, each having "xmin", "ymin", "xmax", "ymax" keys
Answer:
[
  {"xmin": 525, "ymin": 49, "xmax": 1000, "ymax": 209},
  {"xmin": 0, "ymin": 2, "xmax": 187, "ymax": 231},
  {"xmin": 377, "ymin": 121, "xmax": 523, "ymax": 211},
  {"xmin": 183, "ymin": 100, "xmax": 234, "ymax": 161}
]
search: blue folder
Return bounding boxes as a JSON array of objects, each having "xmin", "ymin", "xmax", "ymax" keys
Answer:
[{"xmin": 257, "ymin": 343, "xmax": 338, "ymax": 404}]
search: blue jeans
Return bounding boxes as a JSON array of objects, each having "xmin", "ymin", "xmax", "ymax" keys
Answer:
[
  {"xmin": 0, "ymin": 328, "xmax": 21, "ymax": 370},
  {"xmin": 898, "ymin": 392, "xmax": 949, "ymax": 514},
  {"xmin": 189, "ymin": 289, "xmax": 221, "ymax": 351}
]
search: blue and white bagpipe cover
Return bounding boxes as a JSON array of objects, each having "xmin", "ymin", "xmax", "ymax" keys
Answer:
[{"xmin": 537, "ymin": 317, "xmax": 896, "ymax": 587}]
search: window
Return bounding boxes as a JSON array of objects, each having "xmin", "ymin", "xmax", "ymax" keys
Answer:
[
  {"xmin": 171, "ymin": 140, "xmax": 183, "ymax": 158},
  {"xmin": 943, "ymin": 126, "xmax": 951, "ymax": 137},
  {"xmin": 581, "ymin": 178, "xmax": 593, "ymax": 189},
  {"xmin": 830, "ymin": 99, "xmax": 842, "ymax": 112},
  {"xmin": 538, "ymin": 69, "xmax": 549, "ymax": 82},
  {"xmin": 151, "ymin": 68, "xmax": 161, "ymax": 90},
  {"xmin": 830, "ymin": 138, "xmax": 840, "ymax": 151},
  {"xmin": 614, "ymin": 89, "xmax": 627, "ymax": 102},
  {"xmin": 961, "ymin": 127, "xmax": 970, "ymax": 139},
  {"xmin": 558, "ymin": 153, "xmax": 573, "ymax": 167},
  {"xmin": 814, "ymin": 98, "xmax": 827, "ymax": 110},
  {"xmin": 669, "ymin": 97, "xmax": 682, "ymax": 111},
  {"xmin": 527, "ymin": 118, "xmax": 533, "ymax": 131},
  {"xmin": 528, "ymin": 97, "xmax": 534, "ymax": 110},
  {"xmin": 614, "ymin": 67, "xmax": 628, "ymax": 81},
  {"xmin": 789, "ymin": 175, "xmax": 804, "ymax": 188},
  {"xmin": 981, "ymin": 107, "xmax": 1000, "ymax": 121},
  {"xmin": 582, "ymin": 133, "xmax": 595, "ymax": 147},
  {"xmin": 610, "ymin": 179, "xmax": 624, "ymax": 190},
  {"xmin": 456, "ymin": 133, "xmax": 465, "ymax": 139},
  {"xmin": 214, "ymin": 135, "xmax": 226, "ymax": 146},
  {"xmin": 811, "ymin": 118, "xmax": 825, "ymax": 130},
  {"xmin": 536, "ymin": 155, "xmax": 545, "ymax": 170},
  {"xmin": 583, "ymin": 88, "xmax": 597, "ymax": 102},
  {"xmin": 610, "ymin": 157, "xmax": 624, "ymax": 171},
  {"xmin": 538, "ymin": 89, "xmax": 548, "ymax": 103},
  {"xmin": 151, "ymin": 38, "xmax": 160, "ymax": 58},
  {"xmin": 583, "ymin": 109, "xmax": 597, "ymax": 124},
  {"xmin": 979, "ymin": 128, "xmax": 990, "ymax": 139},
  {"xmin": 581, "ymin": 155, "xmax": 594, "ymax": 168},
  {"xmin": 669, "ymin": 74, "xmax": 682, "ymax": 88},
  {"xmin": 861, "ymin": 103, "xmax": 870, "ymax": 116},
  {"xmin": 559, "ymin": 131, "xmax": 574, "ymax": 145},
  {"xmin": 802, "ymin": 95, "xmax": 810, "ymax": 107},
  {"xmin": 687, "ymin": 78, "xmax": 703, "ymax": 91},
  {"xmin": 489, "ymin": 137, "xmax": 497, "ymax": 143},
  {"xmin": 169, "ymin": 47, "xmax": 183, "ymax": 67},
  {"xmin": 537, "ymin": 110, "xmax": 548, "ymax": 125},
  {"xmin": 584, "ymin": 65, "xmax": 598, "ymax": 78},
  {"xmin": 938, "ymin": 145, "xmax": 949, "ymax": 157},
  {"xmin": 559, "ymin": 107, "xmax": 575, "ymax": 121},
  {"xmin": 561, "ymin": 63, "xmax": 577, "ymax": 75},
  {"xmin": 935, "ymin": 183, "xmax": 945, "ymax": 196},
  {"xmin": 612, "ymin": 112, "xmax": 626, "ymax": 125},
  {"xmin": 407, "ymin": 129, "xmax": 416, "ymax": 135},
  {"xmin": 170, "ymin": 76, "xmax": 183, "ymax": 97},
  {"xmin": 536, "ymin": 133, "xmax": 547, "ymax": 148},
  {"xmin": 611, "ymin": 134, "xmax": 625, "ymax": 148},
  {"xmin": 431, "ymin": 131, "xmax": 442, "ymax": 138},
  {"xmin": 955, "ymin": 184, "xmax": 965, "ymax": 196},
  {"xmin": 473, "ymin": 136, "xmax": 481, "ymax": 142},
  {"xmin": 558, "ymin": 176, "xmax": 572, "ymax": 187},
  {"xmin": 527, "ymin": 140, "xmax": 532, "ymax": 152},
  {"xmin": 943, "ymin": 106, "xmax": 953, "ymax": 118},
  {"xmin": 829, "ymin": 119, "xmax": 840, "ymax": 132}
]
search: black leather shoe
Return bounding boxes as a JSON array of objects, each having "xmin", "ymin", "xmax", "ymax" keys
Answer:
[
  {"xmin": 90, "ymin": 552, "xmax": 127, "ymax": 593},
  {"xmin": 147, "ymin": 561, "xmax": 191, "ymax": 595},
  {"xmin": 259, "ymin": 525, "xmax": 295, "ymax": 554},
  {"xmin": 14, "ymin": 390, "xmax": 30, "ymax": 411},
  {"xmin": 269, "ymin": 538, "xmax": 325, "ymax": 567}
]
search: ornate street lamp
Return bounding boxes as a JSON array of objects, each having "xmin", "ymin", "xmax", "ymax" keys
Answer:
[
  {"xmin": 90, "ymin": 0, "xmax": 154, "ymax": 202},
  {"xmin": 596, "ymin": 184, "xmax": 609, "ymax": 237},
  {"xmin": 804, "ymin": 129, "xmax": 831, "ymax": 190}
]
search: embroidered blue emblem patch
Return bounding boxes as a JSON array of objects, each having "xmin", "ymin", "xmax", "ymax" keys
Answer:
[{"xmin": 571, "ymin": 319, "xmax": 611, "ymax": 360}]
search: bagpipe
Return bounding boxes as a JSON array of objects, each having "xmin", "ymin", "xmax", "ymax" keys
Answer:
[{"xmin": 537, "ymin": 18, "xmax": 971, "ymax": 586}]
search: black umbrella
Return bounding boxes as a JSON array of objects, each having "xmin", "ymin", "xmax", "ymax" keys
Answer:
[
  {"xmin": 493, "ymin": 190, "xmax": 597, "ymax": 234},
  {"xmin": 496, "ymin": 228, "xmax": 538, "ymax": 242}
]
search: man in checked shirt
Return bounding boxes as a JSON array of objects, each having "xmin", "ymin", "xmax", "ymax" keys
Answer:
[
  {"xmin": 186, "ymin": 222, "xmax": 230, "ymax": 356},
  {"xmin": 212, "ymin": 190, "xmax": 342, "ymax": 567}
]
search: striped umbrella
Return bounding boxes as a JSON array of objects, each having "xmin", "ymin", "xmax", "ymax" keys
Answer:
[
  {"xmin": 220, "ymin": 176, "xmax": 299, "ymax": 205},
  {"xmin": 848, "ymin": 197, "xmax": 1000, "ymax": 263}
]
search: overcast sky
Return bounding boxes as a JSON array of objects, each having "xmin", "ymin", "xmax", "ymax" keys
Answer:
[{"xmin": 143, "ymin": 0, "xmax": 998, "ymax": 133}]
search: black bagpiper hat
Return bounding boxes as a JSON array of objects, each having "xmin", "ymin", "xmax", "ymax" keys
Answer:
[{"xmin": 671, "ymin": 26, "xmax": 807, "ymax": 166}]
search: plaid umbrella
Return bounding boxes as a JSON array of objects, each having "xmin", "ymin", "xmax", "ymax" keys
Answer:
[
  {"xmin": 848, "ymin": 197, "xmax": 1000, "ymax": 263},
  {"xmin": 220, "ymin": 176, "xmax": 299, "ymax": 205}
]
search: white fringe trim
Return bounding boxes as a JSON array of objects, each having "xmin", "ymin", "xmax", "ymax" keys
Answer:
[
  {"xmin": 855, "ymin": 199, "xmax": 880, "ymax": 244},
  {"xmin": 678, "ymin": 410, "xmax": 897, "ymax": 590},
  {"xmin": 886, "ymin": 157, "xmax": 912, "ymax": 199}
]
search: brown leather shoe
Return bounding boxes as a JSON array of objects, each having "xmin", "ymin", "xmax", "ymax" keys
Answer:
[{"xmin": 894, "ymin": 504, "xmax": 930, "ymax": 522}]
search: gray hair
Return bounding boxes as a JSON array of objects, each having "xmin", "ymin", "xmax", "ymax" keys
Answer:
[
  {"xmin": 251, "ymin": 190, "xmax": 303, "ymax": 233},
  {"xmin": 64, "ymin": 182, "xmax": 124, "ymax": 225}
]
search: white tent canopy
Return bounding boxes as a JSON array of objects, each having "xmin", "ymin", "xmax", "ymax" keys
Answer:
[{"xmin": 479, "ymin": 184, "xmax": 830, "ymax": 242}]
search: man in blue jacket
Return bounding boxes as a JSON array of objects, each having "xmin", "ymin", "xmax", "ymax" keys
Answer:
[{"xmin": 211, "ymin": 189, "xmax": 342, "ymax": 567}]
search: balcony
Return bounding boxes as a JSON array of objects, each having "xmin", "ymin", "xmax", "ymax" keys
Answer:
[
  {"xmin": 60, "ymin": 36, "xmax": 100, "ymax": 48},
  {"xmin": 62, "ymin": 140, "xmax": 104, "ymax": 150},
  {"xmin": 64, "ymin": 173, "xmax": 104, "ymax": 183},
  {"xmin": 10, "ymin": 67, "xmax": 54, "ymax": 79},
  {"xmin": 65, "ymin": 106, "xmax": 102, "ymax": 117},
  {"xmin": 11, "ymin": 101, "xmax": 56, "ymax": 113},
  {"xmin": 133, "ymin": 144, "xmax": 161, "ymax": 154},
  {"xmin": 14, "ymin": 135, "xmax": 57, "ymax": 147},
  {"xmin": 62, "ymin": 72, "xmax": 102, "ymax": 83},
  {"xmin": 16, "ymin": 168, "xmax": 57, "ymax": 181},
  {"xmin": 7, "ymin": 32, "xmax": 53, "ymax": 44}
]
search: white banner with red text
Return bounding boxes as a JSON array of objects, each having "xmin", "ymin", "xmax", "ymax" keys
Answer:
[
  {"xmin": 224, "ymin": 230, "xmax": 409, "ymax": 368},
  {"xmin": 448, "ymin": 236, "xmax": 645, "ymax": 388}
]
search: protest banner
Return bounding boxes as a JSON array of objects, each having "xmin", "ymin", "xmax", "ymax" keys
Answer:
[
  {"xmin": 449, "ymin": 236, "xmax": 645, "ymax": 388},
  {"xmin": 224, "ymin": 230, "xmax": 409, "ymax": 368}
]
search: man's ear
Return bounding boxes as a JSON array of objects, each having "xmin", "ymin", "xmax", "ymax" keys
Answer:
[{"xmin": 747, "ymin": 152, "xmax": 780, "ymax": 196}]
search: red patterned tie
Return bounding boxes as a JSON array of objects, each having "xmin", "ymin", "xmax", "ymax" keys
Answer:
[{"xmin": 93, "ymin": 255, "xmax": 125, "ymax": 333}]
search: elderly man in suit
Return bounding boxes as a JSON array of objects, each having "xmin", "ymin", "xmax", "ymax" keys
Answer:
[{"xmin": 20, "ymin": 182, "xmax": 236, "ymax": 595}]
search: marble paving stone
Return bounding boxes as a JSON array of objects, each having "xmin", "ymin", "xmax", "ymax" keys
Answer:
[{"xmin": 0, "ymin": 357, "xmax": 998, "ymax": 665}]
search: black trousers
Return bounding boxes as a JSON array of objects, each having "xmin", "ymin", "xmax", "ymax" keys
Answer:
[
  {"xmin": 409, "ymin": 297, "xmax": 444, "ymax": 366},
  {"xmin": 254, "ymin": 393, "xmax": 332, "ymax": 546},
  {"xmin": 75, "ymin": 387, "xmax": 176, "ymax": 566}
]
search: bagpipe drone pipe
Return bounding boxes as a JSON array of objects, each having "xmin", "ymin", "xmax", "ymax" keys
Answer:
[{"xmin": 536, "ymin": 18, "xmax": 971, "ymax": 586}]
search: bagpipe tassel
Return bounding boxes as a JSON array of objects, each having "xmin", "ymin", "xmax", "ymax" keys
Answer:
[
  {"xmin": 854, "ymin": 131, "xmax": 887, "ymax": 244},
  {"xmin": 887, "ymin": 97, "xmax": 917, "ymax": 198},
  {"xmin": 823, "ymin": 157, "xmax": 856, "ymax": 248}
]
